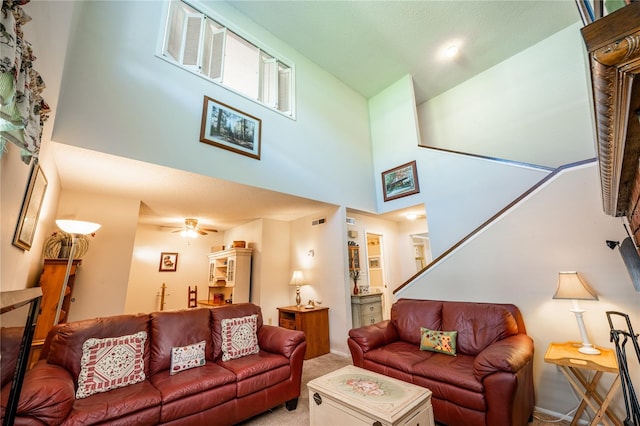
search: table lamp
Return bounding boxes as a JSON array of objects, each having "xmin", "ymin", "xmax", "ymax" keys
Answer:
[
  {"xmin": 289, "ymin": 270, "xmax": 305, "ymax": 307},
  {"xmin": 53, "ymin": 219, "xmax": 101, "ymax": 325},
  {"xmin": 552, "ymin": 271, "xmax": 600, "ymax": 355}
]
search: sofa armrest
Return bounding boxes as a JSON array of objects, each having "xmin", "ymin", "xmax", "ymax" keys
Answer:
[
  {"xmin": 474, "ymin": 334, "xmax": 534, "ymax": 381},
  {"xmin": 258, "ymin": 324, "xmax": 305, "ymax": 358},
  {"xmin": 348, "ymin": 320, "xmax": 398, "ymax": 352},
  {"xmin": 16, "ymin": 361, "xmax": 75, "ymax": 425}
]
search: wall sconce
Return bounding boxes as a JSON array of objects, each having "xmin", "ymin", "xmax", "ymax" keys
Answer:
[
  {"xmin": 53, "ymin": 219, "xmax": 101, "ymax": 325},
  {"xmin": 289, "ymin": 270, "xmax": 305, "ymax": 307},
  {"xmin": 552, "ymin": 271, "xmax": 600, "ymax": 355}
]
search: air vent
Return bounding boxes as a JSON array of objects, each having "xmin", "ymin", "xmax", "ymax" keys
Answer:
[
  {"xmin": 312, "ymin": 217, "xmax": 326, "ymax": 226},
  {"xmin": 346, "ymin": 217, "xmax": 356, "ymax": 225}
]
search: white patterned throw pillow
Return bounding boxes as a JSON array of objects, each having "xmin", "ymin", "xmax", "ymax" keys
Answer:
[
  {"xmin": 76, "ymin": 331, "xmax": 147, "ymax": 399},
  {"xmin": 170, "ymin": 340, "xmax": 206, "ymax": 375},
  {"xmin": 220, "ymin": 314, "xmax": 259, "ymax": 361}
]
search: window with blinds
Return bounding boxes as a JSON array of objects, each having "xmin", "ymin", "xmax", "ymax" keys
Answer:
[{"xmin": 161, "ymin": 0, "xmax": 294, "ymax": 116}]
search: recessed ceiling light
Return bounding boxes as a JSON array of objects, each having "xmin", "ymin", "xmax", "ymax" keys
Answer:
[
  {"xmin": 445, "ymin": 45, "xmax": 459, "ymax": 58},
  {"xmin": 406, "ymin": 213, "xmax": 417, "ymax": 220}
]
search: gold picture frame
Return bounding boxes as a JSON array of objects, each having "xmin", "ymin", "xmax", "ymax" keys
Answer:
[{"xmin": 13, "ymin": 162, "xmax": 48, "ymax": 250}]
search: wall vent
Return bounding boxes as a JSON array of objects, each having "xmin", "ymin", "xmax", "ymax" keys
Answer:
[
  {"xmin": 312, "ymin": 217, "xmax": 326, "ymax": 226},
  {"xmin": 346, "ymin": 217, "xmax": 356, "ymax": 225}
]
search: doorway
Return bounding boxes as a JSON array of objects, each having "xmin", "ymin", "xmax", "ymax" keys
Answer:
[
  {"xmin": 366, "ymin": 233, "xmax": 390, "ymax": 318},
  {"xmin": 411, "ymin": 234, "xmax": 431, "ymax": 272}
]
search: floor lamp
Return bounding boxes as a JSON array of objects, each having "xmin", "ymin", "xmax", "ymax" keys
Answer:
[
  {"xmin": 53, "ymin": 219, "xmax": 101, "ymax": 326},
  {"xmin": 553, "ymin": 271, "xmax": 600, "ymax": 355}
]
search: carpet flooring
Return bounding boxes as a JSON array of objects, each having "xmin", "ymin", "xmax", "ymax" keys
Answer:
[{"xmin": 236, "ymin": 352, "xmax": 570, "ymax": 426}]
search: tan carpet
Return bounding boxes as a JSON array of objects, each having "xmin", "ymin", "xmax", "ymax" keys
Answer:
[{"xmin": 237, "ymin": 353, "xmax": 569, "ymax": 426}]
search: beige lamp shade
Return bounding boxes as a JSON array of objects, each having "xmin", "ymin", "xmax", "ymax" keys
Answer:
[
  {"xmin": 56, "ymin": 219, "xmax": 101, "ymax": 235},
  {"xmin": 289, "ymin": 270, "xmax": 305, "ymax": 286},
  {"xmin": 552, "ymin": 271, "xmax": 600, "ymax": 355},
  {"xmin": 553, "ymin": 271, "xmax": 598, "ymax": 300}
]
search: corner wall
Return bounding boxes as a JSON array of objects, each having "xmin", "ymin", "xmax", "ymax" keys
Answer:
[{"xmin": 398, "ymin": 164, "xmax": 639, "ymax": 418}]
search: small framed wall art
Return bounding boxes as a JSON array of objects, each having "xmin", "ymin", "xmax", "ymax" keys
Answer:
[
  {"xmin": 200, "ymin": 96, "xmax": 262, "ymax": 160},
  {"xmin": 13, "ymin": 161, "xmax": 48, "ymax": 250},
  {"xmin": 381, "ymin": 160, "xmax": 420, "ymax": 202},
  {"xmin": 159, "ymin": 252, "xmax": 178, "ymax": 272}
]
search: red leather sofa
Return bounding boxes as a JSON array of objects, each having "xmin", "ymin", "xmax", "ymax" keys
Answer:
[
  {"xmin": 4, "ymin": 303, "xmax": 306, "ymax": 425},
  {"xmin": 348, "ymin": 298, "xmax": 535, "ymax": 426}
]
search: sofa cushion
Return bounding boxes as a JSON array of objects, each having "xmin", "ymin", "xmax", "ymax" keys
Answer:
[
  {"xmin": 150, "ymin": 362, "xmax": 236, "ymax": 404},
  {"xmin": 412, "ymin": 353, "xmax": 482, "ymax": 393},
  {"xmin": 420, "ymin": 327, "xmax": 457, "ymax": 356},
  {"xmin": 221, "ymin": 314, "xmax": 259, "ymax": 361},
  {"xmin": 76, "ymin": 331, "xmax": 147, "ymax": 399},
  {"xmin": 150, "ymin": 308, "xmax": 213, "ymax": 376},
  {"xmin": 364, "ymin": 341, "xmax": 432, "ymax": 374},
  {"xmin": 212, "ymin": 303, "xmax": 263, "ymax": 360},
  {"xmin": 413, "ymin": 374, "xmax": 486, "ymax": 412},
  {"xmin": 66, "ymin": 380, "xmax": 161, "ymax": 425},
  {"xmin": 218, "ymin": 351, "xmax": 290, "ymax": 397},
  {"xmin": 47, "ymin": 313, "xmax": 150, "ymax": 384},
  {"xmin": 442, "ymin": 303, "xmax": 518, "ymax": 355},
  {"xmin": 170, "ymin": 340, "xmax": 206, "ymax": 375},
  {"xmin": 391, "ymin": 299, "xmax": 442, "ymax": 345}
]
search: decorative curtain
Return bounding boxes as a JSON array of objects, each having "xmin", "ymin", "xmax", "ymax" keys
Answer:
[{"xmin": 0, "ymin": 0, "xmax": 49, "ymax": 164}]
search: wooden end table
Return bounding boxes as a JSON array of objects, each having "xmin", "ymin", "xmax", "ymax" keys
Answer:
[
  {"xmin": 277, "ymin": 305, "xmax": 330, "ymax": 359},
  {"xmin": 544, "ymin": 342, "xmax": 622, "ymax": 426}
]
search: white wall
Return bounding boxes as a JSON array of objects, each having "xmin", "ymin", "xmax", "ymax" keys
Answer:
[
  {"xmin": 255, "ymin": 219, "xmax": 291, "ymax": 326},
  {"xmin": 1, "ymin": 144, "xmax": 59, "ymax": 292},
  {"xmin": 398, "ymin": 164, "xmax": 639, "ymax": 420},
  {"xmin": 368, "ymin": 76, "xmax": 551, "ymax": 257},
  {"xmin": 55, "ymin": 190, "xmax": 140, "ymax": 321},
  {"xmin": 125, "ymin": 224, "xmax": 223, "ymax": 314},
  {"xmin": 290, "ymin": 207, "xmax": 349, "ymax": 356},
  {"xmin": 50, "ymin": 0, "xmax": 376, "ymax": 214},
  {"xmin": 417, "ymin": 22, "xmax": 595, "ymax": 168}
]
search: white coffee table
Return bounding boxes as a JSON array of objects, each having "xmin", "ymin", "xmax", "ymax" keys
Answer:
[{"xmin": 307, "ymin": 365, "xmax": 434, "ymax": 426}]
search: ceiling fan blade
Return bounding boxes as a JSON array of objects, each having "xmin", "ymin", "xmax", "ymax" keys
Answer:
[
  {"xmin": 197, "ymin": 230, "xmax": 208, "ymax": 235},
  {"xmin": 201, "ymin": 227, "xmax": 218, "ymax": 233}
]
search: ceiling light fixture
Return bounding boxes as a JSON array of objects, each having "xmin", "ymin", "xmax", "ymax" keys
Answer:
[
  {"xmin": 445, "ymin": 45, "xmax": 458, "ymax": 58},
  {"xmin": 406, "ymin": 213, "xmax": 417, "ymax": 220}
]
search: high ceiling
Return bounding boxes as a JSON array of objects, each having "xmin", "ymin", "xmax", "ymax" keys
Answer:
[
  {"xmin": 42, "ymin": 1, "xmax": 582, "ymax": 231},
  {"xmin": 224, "ymin": 0, "xmax": 580, "ymax": 104}
]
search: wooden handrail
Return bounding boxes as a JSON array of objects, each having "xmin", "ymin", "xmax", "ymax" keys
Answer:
[{"xmin": 393, "ymin": 156, "xmax": 597, "ymax": 294}]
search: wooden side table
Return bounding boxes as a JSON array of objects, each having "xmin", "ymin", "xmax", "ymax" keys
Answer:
[
  {"xmin": 278, "ymin": 305, "xmax": 330, "ymax": 359},
  {"xmin": 544, "ymin": 342, "xmax": 622, "ymax": 426}
]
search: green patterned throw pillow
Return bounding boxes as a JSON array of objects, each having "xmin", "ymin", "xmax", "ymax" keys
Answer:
[{"xmin": 420, "ymin": 327, "xmax": 457, "ymax": 356}]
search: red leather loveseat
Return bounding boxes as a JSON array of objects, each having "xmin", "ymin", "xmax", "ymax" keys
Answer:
[
  {"xmin": 348, "ymin": 298, "xmax": 535, "ymax": 426},
  {"xmin": 5, "ymin": 303, "xmax": 306, "ymax": 425}
]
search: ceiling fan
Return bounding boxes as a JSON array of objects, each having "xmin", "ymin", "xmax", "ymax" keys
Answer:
[{"xmin": 172, "ymin": 218, "xmax": 217, "ymax": 236}]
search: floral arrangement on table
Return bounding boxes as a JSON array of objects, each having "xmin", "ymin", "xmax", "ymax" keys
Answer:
[{"xmin": 43, "ymin": 231, "xmax": 94, "ymax": 259}]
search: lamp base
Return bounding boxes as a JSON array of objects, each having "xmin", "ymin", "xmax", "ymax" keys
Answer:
[
  {"xmin": 578, "ymin": 344, "xmax": 601, "ymax": 355},
  {"xmin": 295, "ymin": 286, "xmax": 301, "ymax": 307}
]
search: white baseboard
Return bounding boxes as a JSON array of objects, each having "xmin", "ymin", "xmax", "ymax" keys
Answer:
[
  {"xmin": 534, "ymin": 405, "xmax": 598, "ymax": 425},
  {"xmin": 329, "ymin": 349, "xmax": 350, "ymax": 358}
]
